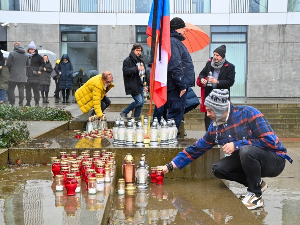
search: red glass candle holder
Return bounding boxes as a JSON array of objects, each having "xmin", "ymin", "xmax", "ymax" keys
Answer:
[
  {"xmin": 150, "ymin": 167, "xmax": 157, "ymax": 183},
  {"xmin": 156, "ymin": 169, "xmax": 164, "ymax": 185},
  {"xmin": 65, "ymin": 173, "xmax": 77, "ymax": 196},
  {"xmin": 52, "ymin": 159, "xmax": 61, "ymax": 178}
]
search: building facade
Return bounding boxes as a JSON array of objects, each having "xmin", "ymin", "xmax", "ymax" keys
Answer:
[{"xmin": 0, "ymin": 0, "xmax": 300, "ymax": 98}]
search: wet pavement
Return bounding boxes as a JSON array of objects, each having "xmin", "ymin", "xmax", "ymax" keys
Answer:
[
  {"xmin": 0, "ymin": 165, "xmax": 113, "ymax": 224},
  {"xmin": 0, "ymin": 165, "xmax": 262, "ymax": 225},
  {"xmin": 2, "ymin": 97, "xmax": 300, "ymax": 225}
]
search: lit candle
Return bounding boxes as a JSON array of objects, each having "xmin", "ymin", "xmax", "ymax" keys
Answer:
[
  {"xmin": 55, "ymin": 175, "xmax": 64, "ymax": 191},
  {"xmin": 117, "ymin": 178, "xmax": 125, "ymax": 194},
  {"xmin": 96, "ymin": 173, "xmax": 104, "ymax": 192},
  {"xmin": 88, "ymin": 177, "xmax": 97, "ymax": 194}
]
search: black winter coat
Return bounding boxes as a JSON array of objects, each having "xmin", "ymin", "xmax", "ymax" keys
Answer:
[
  {"xmin": 167, "ymin": 29, "xmax": 195, "ymax": 91},
  {"xmin": 0, "ymin": 51, "xmax": 4, "ymax": 66},
  {"xmin": 122, "ymin": 54, "xmax": 148, "ymax": 95},
  {"xmin": 199, "ymin": 58, "xmax": 235, "ymax": 98},
  {"xmin": 58, "ymin": 54, "xmax": 74, "ymax": 90},
  {"xmin": 39, "ymin": 61, "xmax": 53, "ymax": 86},
  {"xmin": 27, "ymin": 50, "xmax": 44, "ymax": 84}
]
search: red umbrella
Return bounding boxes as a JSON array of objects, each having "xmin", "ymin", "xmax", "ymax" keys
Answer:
[
  {"xmin": 147, "ymin": 22, "xmax": 210, "ymax": 53},
  {"xmin": 182, "ymin": 22, "xmax": 210, "ymax": 53}
]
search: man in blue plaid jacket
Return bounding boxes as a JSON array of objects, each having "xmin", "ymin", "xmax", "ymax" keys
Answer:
[{"xmin": 161, "ymin": 89, "xmax": 293, "ymax": 210}]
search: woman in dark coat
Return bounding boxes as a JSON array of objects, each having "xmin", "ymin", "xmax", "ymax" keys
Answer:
[
  {"xmin": 39, "ymin": 55, "xmax": 53, "ymax": 103},
  {"xmin": 58, "ymin": 54, "xmax": 73, "ymax": 103},
  {"xmin": 25, "ymin": 41, "xmax": 44, "ymax": 107}
]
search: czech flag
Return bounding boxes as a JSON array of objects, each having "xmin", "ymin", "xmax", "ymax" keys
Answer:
[{"xmin": 146, "ymin": 0, "xmax": 170, "ymax": 108}]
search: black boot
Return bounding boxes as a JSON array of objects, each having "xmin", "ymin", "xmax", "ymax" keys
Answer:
[{"xmin": 63, "ymin": 98, "xmax": 66, "ymax": 103}]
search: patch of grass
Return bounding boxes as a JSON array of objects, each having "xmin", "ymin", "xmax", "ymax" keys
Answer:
[{"xmin": 0, "ymin": 105, "xmax": 73, "ymax": 121}]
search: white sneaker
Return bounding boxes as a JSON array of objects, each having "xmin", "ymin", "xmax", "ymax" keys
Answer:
[
  {"xmin": 242, "ymin": 192, "xmax": 264, "ymax": 210},
  {"xmin": 239, "ymin": 180, "xmax": 268, "ymax": 200}
]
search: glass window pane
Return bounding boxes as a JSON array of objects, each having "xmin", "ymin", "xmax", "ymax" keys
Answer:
[
  {"xmin": 212, "ymin": 34, "xmax": 246, "ymax": 43},
  {"xmin": 61, "ymin": 33, "xmax": 97, "ymax": 42},
  {"xmin": 79, "ymin": 0, "xmax": 98, "ymax": 12},
  {"xmin": 288, "ymin": 0, "xmax": 300, "ymax": 12},
  {"xmin": 136, "ymin": 0, "xmax": 152, "ymax": 13},
  {"xmin": 60, "ymin": 43, "xmax": 98, "ymax": 75},
  {"xmin": 192, "ymin": 0, "xmax": 211, "ymax": 13},
  {"xmin": 249, "ymin": 0, "xmax": 268, "ymax": 13},
  {"xmin": 1, "ymin": 0, "xmax": 9, "ymax": 10},
  {"xmin": 136, "ymin": 26, "xmax": 147, "ymax": 33},
  {"xmin": 61, "ymin": 25, "xmax": 97, "ymax": 33},
  {"xmin": 9, "ymin": 0, "xmax": 19, "ymax": 10},
  {"xmin": 211, "ymin": 26, "xmax": 247, "ymax": 33}
]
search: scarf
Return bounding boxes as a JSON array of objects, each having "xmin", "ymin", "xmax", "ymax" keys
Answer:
[
  {"xmin": 27, "ymin": 51, "xmax": 36, "ymax": 57},
  {"xmin": 129, "ymin": 51, "xmax": 143, "ymax": 64},
  {"xmin": 211, "ymin": 57, "xmax": 226, "ymax": 69}
]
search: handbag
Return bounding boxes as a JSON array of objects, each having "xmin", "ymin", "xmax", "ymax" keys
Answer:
[{"xmin": 50, "ymin": 70, "xmax": 58, "ymax": 78}]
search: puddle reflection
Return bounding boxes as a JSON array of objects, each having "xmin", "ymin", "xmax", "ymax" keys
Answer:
[
  {"xmin": 0, "ymin": 168, "xmax": 112, "ymax": 225},
  {"xmin": 109, "ymin": 183, "xmax": 235, "ymax": 225}
]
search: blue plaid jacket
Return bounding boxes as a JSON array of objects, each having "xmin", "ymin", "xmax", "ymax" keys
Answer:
[{"xmin": 173, "ymin": 103, "xmax": 293, "ymax": 169}]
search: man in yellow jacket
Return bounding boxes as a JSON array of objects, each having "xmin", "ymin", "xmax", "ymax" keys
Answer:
[{"xmin": 75, "ymin": 71, "xmax": 114, "ymax": 117}]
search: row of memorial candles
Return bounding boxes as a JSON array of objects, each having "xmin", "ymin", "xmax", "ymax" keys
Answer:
[
  {"xmin": 86, "ymin": 113, "xmax": 108, "ymax": 133},
  {"xmin": 113, "ymin": 117, "xmax": 178, "ymax": 147},
  {"xmin": 51, "ymin": 149, "xmax": 115, "ymax": 195},
  {"xmin": 117, "ymin": 153, "xmax": 164, "ymax": 195},
  {"xmin": 75, "ymin": 113, "xmax": 113, "ymax": 139}
]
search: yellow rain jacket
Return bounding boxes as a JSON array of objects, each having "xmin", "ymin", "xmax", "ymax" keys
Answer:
[{"xmin": 75, "ymin": 74, "xmax": 114, "ymax": 117}]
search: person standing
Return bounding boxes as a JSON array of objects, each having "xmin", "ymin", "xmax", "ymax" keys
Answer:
[
  {"xmin": 198, "ymin": 45, "xmax": 235, "ymax": 130},
  {"xmin": 166, "ymin": 17, "xmax": 195, "ymax": 133},
  {"xmin": 120, "ymin": 43, "xmax": 148, "ymax": 118},
  {"xmin": 7, "ymin": 42, "xmax": 29, "ymax": 106},
  {"xmin": 53, "ymin": 60, "xmax": 60, "ymax": 103},
  {"xmin": 25, "ymin": 41, "xmax": 44, "ymax": 107},
  {"xmin": 39, "ymin": 55, "xmax": 52, "ymax": 103},
  {"xmin": 58, "ymin": 54, "xmax": 73, "ymax": 103},
  {"xmin": 158, "ymin": 89, "xmax": 293, "ymax": 210},
  {"xmin": 0, "ymin": 57, "xmax": 9, "ymax": 104}
]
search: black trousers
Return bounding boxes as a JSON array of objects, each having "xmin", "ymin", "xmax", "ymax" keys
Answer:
[
  {"xmin": 25, "ymin": 83, "xmax": 40, "ymax": 106},
  {"xmin": 61, "ymin": 89, "xmax": 70, "ymax": 100},
  {"xmin": 9, "ymin": 81, "xmax": 25, "ymax": 105},
  {"xmin": 54, "ymin": 79, "xmax": 60, "ymax": 99},
  {"xmin": 212, "ymin": 145, "xmax": 286, "ymax": 196},
  {"xmin": 166, "ymin": 89, "xmax": 187, "ymax": 130}
]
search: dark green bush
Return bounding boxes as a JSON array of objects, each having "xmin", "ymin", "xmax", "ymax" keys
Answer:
[
  {"xmin": 0, "ymin": 105, "xmax": 73, "ymax": 121},
  {"xmin": 0, "ymin": 119, "xmax": 30, "ymax": 148}
]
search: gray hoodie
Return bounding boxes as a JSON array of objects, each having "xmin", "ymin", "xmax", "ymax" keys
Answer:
[{"xmin": 7, "ymin": 45, "xmax": 29, "ymax": 83}]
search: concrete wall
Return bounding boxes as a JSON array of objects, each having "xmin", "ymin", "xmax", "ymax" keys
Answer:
[
  {"xmin": 247, "ymin": 24, "xmax": 300, "ymax": 97},
  {"xmin": 6, "ymin": 23, "xmax": 300, "ymax": 98}
]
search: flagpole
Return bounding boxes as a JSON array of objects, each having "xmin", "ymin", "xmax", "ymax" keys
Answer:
[{"xmin": 149, "ymin": 34, "xmax": 158, "ymax": 118}]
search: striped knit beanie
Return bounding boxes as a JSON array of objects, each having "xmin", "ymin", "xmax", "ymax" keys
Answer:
[{"xmin": 204, "ymin": 89, "xmax": 229, "ymax": 123}]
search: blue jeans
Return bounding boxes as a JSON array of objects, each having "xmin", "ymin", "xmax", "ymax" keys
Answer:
[
  {"xmin": 0, "ymin": 89, "xmax": 6, "ymax": 101},
  {"xmin": 123, "ymin": 85, "xmax": 144, "ymax": 117}
]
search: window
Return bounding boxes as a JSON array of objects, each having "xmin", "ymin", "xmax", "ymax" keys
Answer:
[
  {"xmin": 60, "ymin": 25, "xmax": 97, "ymax": 78},
  {"xmin": 211, "ymin": 26, "xmax": 247, "ymax": 97},
  {"xmin": 79, "ymin": 0, "xmax": 97, "ymax": 12},
  {"xmin": 175, "ymin": 0, "xmax": 210, "ymax": 13},
  {"xmin": 230, "ymin": 0, "xmax": 267, "ymax": 13},
  {"xmin": 249, "ymin": 0, "xmax": 267, "ymax": 13},
  {"xmin": 136, "ymin": 0, "xmax": 152, "ymax": 13},
  {"xmin": 136, "ymin": 26, "xmax": 151, "ymax": 75},
  {"xmin": 288, "ymin": 0, "xmax": 300, "ymax": 12},
  {"xmin": 0, "ymin": 0, "xmax": 19, "ymax": 10}
]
